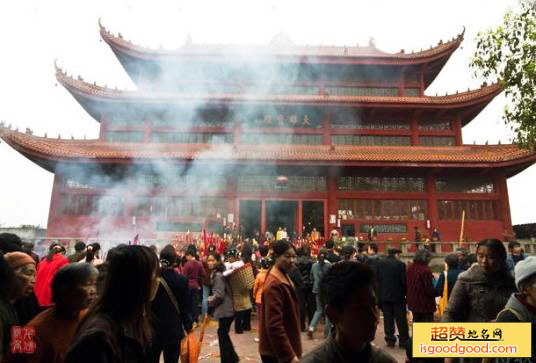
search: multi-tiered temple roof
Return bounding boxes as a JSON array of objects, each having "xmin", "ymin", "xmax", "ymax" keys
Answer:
[{"xmin": 2, "ymin": 21, "xmax": 534, "ymax": 241}]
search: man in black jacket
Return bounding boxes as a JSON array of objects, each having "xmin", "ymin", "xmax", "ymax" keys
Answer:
[
  {"xmin": 376, "ymin": 248, "xmax": 409, "ymax": 348},
  {"xmin": 296, "ymin": 246, "xmax": 315, "ymax": 331},
  {"xmin": 150, "ymin": 245, "xmax": 192, "ymax": 363},
  {"xmin": 324, "ymin": 240, "xmax": 341, "ymax": 263}
]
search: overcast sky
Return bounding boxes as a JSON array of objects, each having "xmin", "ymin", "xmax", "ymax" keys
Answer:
[{"xmin": 1, "ymin": 0, "xmax": 534, "ymax": 228}]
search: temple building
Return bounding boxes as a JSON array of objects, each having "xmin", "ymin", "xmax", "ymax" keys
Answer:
[{"xmin": 1, "ymin": 22, "xmax": 535, "ymax": 244}]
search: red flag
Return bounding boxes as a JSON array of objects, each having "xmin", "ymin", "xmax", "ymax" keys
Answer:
[{"xmin": 133, "ymin": 234, "xmax": 139, "ymax": 245}]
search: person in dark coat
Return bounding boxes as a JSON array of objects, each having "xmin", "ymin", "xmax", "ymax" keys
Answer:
[
  {"xmin": 407, "ymin": 249, "xmax": 436, "ymax": 322},
  {"xmin": 443, "ymin": 239, "xmax": 517, "ymax": 363},
  {"xmin": 19, "ymin": 263, "xmax": 98, "ymax": 363},
  {"xmin": 376, "ymin": 248, "xmax": 409, "ymax": 347},
  {"xmin": 0, "ymin": 251, "xmax": 22, "ymax": 362},
  {"xmin": 296, "ymin": 246, "xmax": 315, "ymax": 332},
  {"xmin": 443, "ymin": 239, "xmax": 516, "ymax": 324},
  {"xmin": 494, "ymin": 256, "xmax": 536, "ymax": 363},
  {"xmin": 324, "ymin": 240, "xmax": 341, "ymax": 264},
  {"xmin": 4, "ymin": 251, "xmax": 40, "ymax": 325},
  {"xmin": 307, "ymin": 249, "xmax": 332, "ymax": 339},
  {"xmin": 66, "ymin": 245, "xmax": 160, "ymax": 363},
  {"xmin": 182, "ymin": 249, "xmax": 206, "ymax": 324},
  {"xmin": 455, "ymin": 247, "xmax": 471, "ymax": 271},
  {"xmin": 259, "ymin": 240, "xmax": 301, "ymax": 363},
  {"xmin": 434, "ymin": 253, "xmax": 462, "ymax": 299},
  {"xmin": 208, "ymin": 253, "xmax": 239, "ymax": 363},
  {"xmin": 150, "ymin": 245, "xmax": 192, "ymax": 363},
  {"xmin": 67, "ymin": 241, "xmax": 87, "ymax": 263},
  {"xmin": 301, "ymin": 261, "xmax": 397, "ymax": 363}
]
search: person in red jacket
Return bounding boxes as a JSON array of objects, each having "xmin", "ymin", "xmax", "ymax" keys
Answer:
[
  {"xmin": 407, "ymin": 249, "xmax": 436, "ymax": 322},
  {"xmin": 34, "ymin": 242, "xmax": 69, "ymax": 306}
]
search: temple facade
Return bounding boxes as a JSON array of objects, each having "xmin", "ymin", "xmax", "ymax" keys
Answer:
[{"xmin": 2, "ymin": 22, "xmax": 535, "ymax": 244}]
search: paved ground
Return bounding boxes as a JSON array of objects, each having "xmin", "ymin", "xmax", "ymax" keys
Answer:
[{"xmin": 179, "ymin": 316, "xmax": 407, "ymax": 362}]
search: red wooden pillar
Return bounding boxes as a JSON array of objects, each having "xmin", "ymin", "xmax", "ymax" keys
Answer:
[
  {"xmin": 260, "ymin": 200, "xmax": 267, "ymax": 236},
  {"xmin": 227, "ymin": 176, "xmax": 238, "ymax": 227},
  {"xmin": 323, "ymin": 116, "xmax": 331, "ymax": 145},
  {"xmin": 398, "ymin": 72, "xmax": 405, "ymax": 96},
  {"xmin": 426, "ymin": 174, "xmax": 439, "ymax": 237},
  {"xmin": 411, "ymin": 113, "xmax": 419, "ymax": 145},
  {"xmin": 453, "ymin": 114, "xmax": 463, "ymax": 146},
  {"xmin": 233, "ymin": 121, "xmax": 241, "ymax": 144},
  {"xmin": 47, "ymin": 174, "xmax": 64, "ymax": 236},
  {"xmin": 495, "ymin": 174, "xmax": 513, "ymax": 233},
  {"xmin": 297, "ymin": 200, "xmax": 303, "ymax": 237},
  {"xmin": 419, "ymin": 66, "xmax": 425, "ymax": 96},
  {"xmin": 327, "ymin": 169, "xmax": 338, "ymax": 239},
  {"xmin": 143, "ymin": 116, "xmax": 151, "ymax": 143},
  {"xmin": 99, "ymin": 114, "xmax": 108, "ymax": 140}
]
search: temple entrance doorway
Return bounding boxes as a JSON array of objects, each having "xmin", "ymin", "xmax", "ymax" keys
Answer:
[
  {"xmin": 239, "ymin": 200, "xmax": 261, "ymax": 239},
  {"xmin": 266, "ymin": 200, "xmax": 297, "ymax": 239},
  {"xmin": 302, "ymin": 201, "xmax": 325, "ymax": 237}
]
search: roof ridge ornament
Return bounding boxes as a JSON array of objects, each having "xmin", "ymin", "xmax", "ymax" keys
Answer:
[
  {"xmin": 270, "ymin": 31, "xmax": 294, "ymax": 47},
  {"xmin": 369, "ymin": 37, "xmax": 376, "ymax": 48},
  {"xmin": 98, "ymin": 18, "xmax": 106, "ymax": 32}
]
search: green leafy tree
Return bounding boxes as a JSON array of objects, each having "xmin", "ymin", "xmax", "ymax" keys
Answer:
[{"xmin": 471, "ymin": 0, "xmax": 536, "ymax": 149}]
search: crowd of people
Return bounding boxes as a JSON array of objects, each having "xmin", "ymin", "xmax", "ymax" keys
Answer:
[{"xmin": 1, "ymin": 230, "xmax": 535, "ymax": 363}]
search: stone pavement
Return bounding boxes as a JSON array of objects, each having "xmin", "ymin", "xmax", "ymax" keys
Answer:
[{"xmin": 176, "ymin": 316, "xmax": 407, "ymax": 362}]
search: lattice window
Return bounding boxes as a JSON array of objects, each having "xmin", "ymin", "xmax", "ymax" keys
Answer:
[
  {"xmin": 438, "ymin": 200, "xmax": 498, "ymax": 220},
  {"xmin": 436, "ymin": 176, "xmax": 495, "ymax": 193},
  {"xmin": 104, "ymin": 131, "xmax": 145, "ymax": 143},
  {"xmin": 419, "ymin": 136, "xmax": 455, "ymax": 146},
  {"xmin": 152, "ymin": 132, "xmax": 232, "ymax": 144},
  {"xmin": 237, "ymin": 176, "xmax": 327, "ymax": 192},
  {"xmin": 337, "ymin": 176, "xmax": 425, "ymax": 192},
  {"xmin": 332, "ymin": 135, "xmax": 411, "ymax": 146},
  {"xmin": 60, "ymin": 194, "xmax": 124, "ymax": 216},
  {"xmin": 331, "ymin": 117, "xmax": 410, "ymax": 130},
  {"xmin": 419, "ymin": 120, "xmax": 452, "ymax": 131},
  {"xmin": 337, "ymin": 199, "xmax": 427, "ymax": 221},
  {"xmin": 405, "ymin": 88, "xmax": 421, "ymax": 97},
  {"xmin": 325, "ymin": 87, "xmax": 400, "ymax": 97},
  {"xmin": 240, "ymin": 134, "xmax": 323, "ymax": 145}
]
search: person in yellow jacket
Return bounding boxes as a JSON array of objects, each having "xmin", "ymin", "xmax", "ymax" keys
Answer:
[{"xmin": 253, "ymin": 259, "xmax": 269, "ymax": 342}]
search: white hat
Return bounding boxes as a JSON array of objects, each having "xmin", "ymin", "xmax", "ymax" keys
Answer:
[{"xmin": 514, "ymin": 256, "xmax": 536, "ymax": 291}]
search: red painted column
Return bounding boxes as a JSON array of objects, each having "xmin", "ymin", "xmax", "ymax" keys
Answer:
[
  {"xmin": 419, "ymin": 67, "xmax": 425, "ymax": 95},
  {"xmin": 99, "ymin": 114, "xmax": 107, "ymax": 140},
  {"xmin": 260, "ymin": 199, "xmax": 266, "ymax": 236},
  {"xmin": 227, "ymin": 176, "xmax": 238, "ymax": 228},
  {"xmin": 398, "ymin": 72, "xmax": 405, "ymax": 96},
  {"xmin": 411, "ymin": 113, "xmax": 419, "ymax": 145},
  {"xmin": 426, "ymin": 174, "xmax": 439, "ymax": 238},
  {"xmin": 327, "ymin": 169, "xmax": 338, "ymax": 239},
  {"xmin": 496, "ymin": 174, "xmax": 513, "ymax": 233},
  {"xmin": 46, "ymin": 174, "xmax": 64, "ymax": 236},
  {"xmin": 323, "ymin": 116, "xmax": 331, "ymax": 145},
  {"xmin": 297, "ymin": 200, "xmax": 303, "ymax": 238},
  {"xmin": 454, "ymin": 114, "xmax": 463, "ymax": 146},
  {"xmin": 233, "ymin": 121, "xmax": 241, "ymax": 144},
  {"xmin": 144, "ymin": 116, "xmax": 151, "ymax": 143}
]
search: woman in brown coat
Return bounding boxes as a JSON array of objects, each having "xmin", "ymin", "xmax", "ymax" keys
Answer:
[
  {"xmin": 442, "ymin": 239, "xmax": 516, "ymax": 363},
  {"xmin": 259, "ymin": 240, "xmax": 301, "ymax": 363}
]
